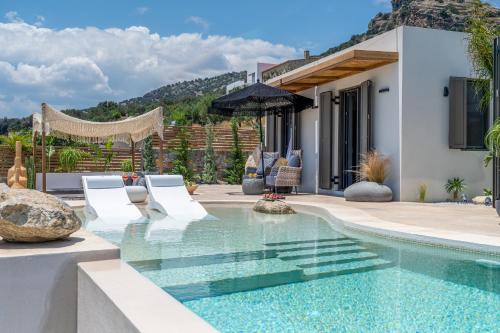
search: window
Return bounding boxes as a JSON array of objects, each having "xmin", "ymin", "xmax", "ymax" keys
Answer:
[{"xmin": 449, "ymin": 77, "xmax": 489, "ymax": 150}]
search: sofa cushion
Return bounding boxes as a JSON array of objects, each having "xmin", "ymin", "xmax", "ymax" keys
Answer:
[
  {"xmin": 288, "ymin": 154, "xmax": 301, "ymax": 167},
  {"xmin": 84, "ymin": 176, "xmax": 124, "ymax": 189}
]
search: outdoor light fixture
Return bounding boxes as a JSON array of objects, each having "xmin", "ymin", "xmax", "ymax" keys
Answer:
[
  {"xmin": 443, "ymin": 86, "xmax": 449, "ymax": 97},
  {"xmin": 378, "ymin": 87, "xmax": 390, "ymax": 93}
]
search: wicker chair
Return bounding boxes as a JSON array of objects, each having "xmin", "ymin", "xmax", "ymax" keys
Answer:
[{"xmin": 266, "ymin": 150, "xmax": 302, "ymax": 194}]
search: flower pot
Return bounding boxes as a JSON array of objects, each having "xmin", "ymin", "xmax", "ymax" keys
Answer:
[{"xmin": 186, "ymin": 184, "xmax": 198, "ymax": 195}]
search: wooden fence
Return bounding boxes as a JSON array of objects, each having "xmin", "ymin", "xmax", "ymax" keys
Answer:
[{"xmin": 0, "ymin": 126, "xmax": 259, "ymax": 178}]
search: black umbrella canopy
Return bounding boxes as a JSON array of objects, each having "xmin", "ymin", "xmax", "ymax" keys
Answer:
[{"xmin": 209, "ymin": 82, "xmax": 313, "ymax": 116}]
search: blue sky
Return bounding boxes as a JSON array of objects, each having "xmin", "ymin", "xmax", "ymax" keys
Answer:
[
  {"xmin": 1, "ymin": 0, "xmax": 499, "ymax": 117},
  {"xmin": 0, "ymin": 0, "xmax": 400, "ymax": 54}
]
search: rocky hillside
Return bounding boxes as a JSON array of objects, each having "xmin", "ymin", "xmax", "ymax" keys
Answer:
[
  {"xmin": 321, "ymin": 0, "xmax": 500, "ymax": 56},
  {"xmin": 122, "ymin": 71, "xmax": 246, "ymax": 105}
]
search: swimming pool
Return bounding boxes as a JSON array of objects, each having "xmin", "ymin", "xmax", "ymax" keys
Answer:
[{"xmin": 84, "ymin": 206, "xmax": 500, "ymax": 332}]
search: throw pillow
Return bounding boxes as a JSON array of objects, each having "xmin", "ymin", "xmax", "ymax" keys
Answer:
[
  {"xmin": 256, "ymin": 157, "xmax": 277, "ymax": 175},
  {"xmin": 288, "ymin": 154, "xmax": 301, "ymax": 167}
]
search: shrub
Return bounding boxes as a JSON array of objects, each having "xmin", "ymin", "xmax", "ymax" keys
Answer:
[
  {"xmin": 357, "ymin": 151, "xmax": 390, "ymax": 184},
  {"xmin": 483, "ymin": 188, "xmax": 492, "ymax": 196},
  {"xmin": 171, "ymin": 127, "xmax": 193, "ymax": 181},
  {"xmin": 445, "ymin": 178, "xmax": 466, "ymax": 200},
  {"xmin": 59, "ymin": 147, "xmax": 88, "ymax": 172},
  {"xmin": 121, "ymin": 159, "xmax": 133, "ymax": 173},
  {"xmin": 142, "ymin": 135, "xmax": 155, "ymax": 172},
  {"xmin": 202, "ymin": 123, "xmax": 217, "ymax": 184},
  {"xmin": 225, "ymin": 118, "xmax": 245, "ymax": 184},
  {"xmin": 418, "ymin": 183, "xmax": 427, "ymax": 203},
  {"xmin": 25, "ymin": 156, "xmax": 35, "ymax": 189},
  {"xmin": 0, "ymin": 131, "xmax": 32, "ymax": 152},
  {"xmin": 102, "ymin": 138, "xmax": 116, "ymax": 172}
]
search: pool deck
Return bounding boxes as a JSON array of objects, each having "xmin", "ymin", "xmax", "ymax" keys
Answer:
[{"xmin": 66, "ymin": 184, "xmax": 500, "ymax": 254}]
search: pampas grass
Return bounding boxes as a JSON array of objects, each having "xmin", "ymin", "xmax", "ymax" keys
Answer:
[{"xmin": 356, "ymin": 151, "xmax": 390, "ymax": 184}]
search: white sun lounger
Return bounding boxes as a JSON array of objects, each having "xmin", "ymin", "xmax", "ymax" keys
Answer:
[
  {"xmin": 82, "ymin": 176, "xmax": 143, "ymax": 221},
  {"xmin": 145, "ymin": 175, "xmax": 208, "ymax": 220}
]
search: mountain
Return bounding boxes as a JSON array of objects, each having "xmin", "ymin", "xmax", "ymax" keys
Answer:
[
  {"xmin": 322, "ymin": 0, "xmax": 500, "ymax": 56},
  {"xmin": 0, "ymin": 71, "xmax": 247, "ymax": 133},
  {"xmin": 122, "ymin": 71, "xmax": 246, "ymax": 105},
  {"xmin": 263, "ymin": 0, "xmax": 500, "ymax": 80}
]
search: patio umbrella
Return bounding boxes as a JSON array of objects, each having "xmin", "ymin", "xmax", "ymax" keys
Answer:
[{"xmin": 209, "ymin": 82, "xmax": 314, "ymax": 185}]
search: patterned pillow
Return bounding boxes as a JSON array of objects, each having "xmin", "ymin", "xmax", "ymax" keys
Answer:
[
  {"xmin": 256, "ymin": 157, "xmax": 277, "ymax": 175},
  {"xmin": 288, "ymin": 154, "xmax": 301, "ymax": 167}
]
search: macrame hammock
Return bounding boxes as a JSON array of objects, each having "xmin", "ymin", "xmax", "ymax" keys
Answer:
[{"xmin": 32, "ymin": 103, "xmax": 165, "ymax": 192}]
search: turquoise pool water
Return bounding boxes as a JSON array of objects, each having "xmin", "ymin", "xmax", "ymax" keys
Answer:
[{"xmin": 85, "ymin": 206, "xmax": 500, "ymax": 332}]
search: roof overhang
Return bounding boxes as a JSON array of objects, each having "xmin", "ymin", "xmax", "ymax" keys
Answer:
[{"xmin": 266, "ymin": 50, "xmax": 399, "ymax": 92}]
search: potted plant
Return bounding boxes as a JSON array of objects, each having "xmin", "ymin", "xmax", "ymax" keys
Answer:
[
  {"xmin": 344, "ymin": 151, "xmax": 392, "ymax": 202},
  {"xmin": 185, "ymin": 179, "xmax": 198, "ymax": 195},
  {"xmin": 445, "ymin": 177, "xmax": 466, "ymax": 201}
]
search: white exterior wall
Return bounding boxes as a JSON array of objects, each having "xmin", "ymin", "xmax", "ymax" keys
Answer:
[
  {"xmin": 399, "ymin": 27, "xmax": 492, "ymax": 201},
  {"xmin": 274, "ymin": 26, "xmax": 492, "ymax": 201},
  {"xmin": 297, "ymin": 29, "xmax": 403, "ymax": 199}
]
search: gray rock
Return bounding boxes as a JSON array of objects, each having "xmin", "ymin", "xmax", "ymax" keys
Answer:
[
  {"xmin": 0, "ymin": 189, "xmax": 81, "ymax": 242},
  {"xmin": 253, "ymin": 199, "xmax": 295, "ymax": 215},
  {"xmin": 344, "ymin": 181, "xmax": 392, "ymax": 202}
]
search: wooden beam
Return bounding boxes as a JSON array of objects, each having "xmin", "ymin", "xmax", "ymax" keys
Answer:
[
  {"xmin": 41, "ymin": 127, "xmax": 46, "ymax": 193},
  {"xmin": 32, "ymin": 131, "xmax": 37, "ymax": 190},
  {"xmin": 131, "ymin": 141, "xmax": 136, "ymax": 172},
  {"xmin": 158, "ymin": 136, "xmax": 164, "ymax": 175},
  {"xmin": 267, "ymin": 50, "xmax": 398, "ymax": 89}
]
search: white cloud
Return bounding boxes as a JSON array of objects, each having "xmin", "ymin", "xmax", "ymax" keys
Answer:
[
  {"xmin": 34, "ymin": 15, "xmax": 45, "ymax": 27},
  {"xmin": 0, "ymin": 22, "xmax": 298, "ymax": 117},
  {"xmin": 186, "ymin": 16, "xmax": 209, "ymax": 31},
  {"xmin": 136, "ymin": 7, "xmax": 149, "ymax": 15},
  {"xmin": 5, "ymin": 11, "xmax": 23, "ymax": 23}
]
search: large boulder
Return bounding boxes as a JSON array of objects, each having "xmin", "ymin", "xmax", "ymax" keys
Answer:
[
  {"xmin": 344, "ymin": 181, "xmax": 392, "ymax": 202},
  {"xmin": 253, "ymin": 199, "xmax": 296, "ymax": 214},
  {"xmin": 0, "ymin": 189, "xmax": 81, "ymax": 242}
]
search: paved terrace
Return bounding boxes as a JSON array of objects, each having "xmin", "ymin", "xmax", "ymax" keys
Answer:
[{"xmin": 193, "ymin": 185, "xmax": 500, "ymax": 239}]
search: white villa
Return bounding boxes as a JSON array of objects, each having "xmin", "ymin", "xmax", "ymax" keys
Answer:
[{"xmin": 264, "ymin": 26, "xmax": 492, "ymax": 202}]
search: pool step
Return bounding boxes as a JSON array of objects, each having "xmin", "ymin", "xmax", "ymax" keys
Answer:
[
  {"xmin": 144, "ymin": 258, "xmax": 298, "ymax": 287},
  {"xmin": 288, "ymin": 251, "xmax": 380, "ymax": 268},
  {"xmin": 278, "ymin": 245, "xmax": 367, "ymax": 261},
  {"xmin": 303, "ymin": 258, "xmax": 393, "ymax": 278}
]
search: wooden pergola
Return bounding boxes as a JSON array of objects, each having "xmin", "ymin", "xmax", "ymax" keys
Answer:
[
  {"xmin": 33, "ymin": 103, "xmax": 165, "ymax": 192},
  {"xmin": 266, "ymin": 50, "xmax": 399, "ymax": 92}
]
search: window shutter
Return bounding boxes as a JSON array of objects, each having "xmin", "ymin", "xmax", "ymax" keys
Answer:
[
  {"xmin": 319, "ymin": 91, "xmax": 333, "ymax": 189},
  {"xmin": 449, "ymin": 77, "xmax": 467, "ymax": 149},
  {"xmin": 359, "ymin": 80, "xmax": 373, "ymax": 154}
]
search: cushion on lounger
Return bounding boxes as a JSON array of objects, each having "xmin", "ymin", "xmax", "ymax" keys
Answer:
[
  {"xmin": 84, "ymin": 176, "xmax": 124, "ymax": 189},
  {"xmin": 148, "ymin": 175, "xmax": 185, "ymax": 187}
]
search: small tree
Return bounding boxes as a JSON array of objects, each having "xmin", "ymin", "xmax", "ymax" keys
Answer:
[
  {"xmin": 225, "ymin": 118, "xmax": 245, "ymax": 184},
  {"xmin": 445, "ymin": 177, "xmax": 466, "ymax": 201},
  {"xmin": 142, "ymin": 135, "xmax": 155, "ymax": 172},
  {"xmin": 171, "ymin": 127, "xmax": 193, "ymax": 181},
  {"xmin": 202, "ymin": 122, "xmax": 218, "ymax": 183},
  {"xmin": 466, "ymin": 0, "xmax": 500, "ymax": 105}
]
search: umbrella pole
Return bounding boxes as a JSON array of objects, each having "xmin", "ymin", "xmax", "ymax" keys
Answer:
[{"xmin": 258, "ymin": 111, "xmax": 266, "ymax": 187}]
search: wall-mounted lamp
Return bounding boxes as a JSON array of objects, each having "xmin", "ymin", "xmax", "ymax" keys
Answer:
[
  {"xmin": 333, "ymin": 96, "xmax": 340, "ymax": 105},
  {"xmin": 443, "ymin": 86, "xmax": 449, "ymax": 97},
  {"xmin": 378, "ymin": 87, "xmax": 390, "ymax": 93}
]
